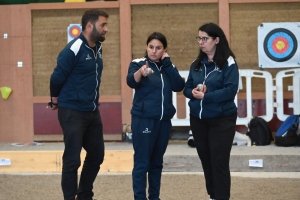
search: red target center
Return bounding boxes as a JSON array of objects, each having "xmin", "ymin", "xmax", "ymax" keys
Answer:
[
  {"xmin": 272, "ymin": 36, "xmax": 289, "ymax": 54},
  {"xmin": 69, "ymin": 26, "xmax": 81, "ymax": 38}
]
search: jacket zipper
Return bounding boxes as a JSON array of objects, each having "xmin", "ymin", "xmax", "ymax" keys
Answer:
[
  {"xmin": 85, "ymin": 44, "xmax": 102, "ymax": 111},
  {"xmin": 199, "ymin": 64, "xmax": 218, "ymax": 119},
  {"xmin": 149, "ymin": 59, "xmax": 164, "ymax": 120}
]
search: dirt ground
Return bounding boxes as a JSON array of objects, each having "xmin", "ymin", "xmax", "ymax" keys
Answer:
[{"xmin": 1, "ymin": 173, "xmax": 300, "ymax": 200}]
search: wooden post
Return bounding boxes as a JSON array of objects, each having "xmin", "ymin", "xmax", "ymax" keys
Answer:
[
  {"xmin": 120, "ymin": 0, "xmax": 133, "ymax": 125},
  {"xmin": 219, "ymin": 0, "xmax": 230, "ymax": 44},
  {"xmin": 0, "ymin": 5, "xmax": 34, "ymax": 143}
]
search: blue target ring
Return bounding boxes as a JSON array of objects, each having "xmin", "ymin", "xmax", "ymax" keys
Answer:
[{"xmin": 263, "ymin": 28, "xmax": 297, "ymax": 62}]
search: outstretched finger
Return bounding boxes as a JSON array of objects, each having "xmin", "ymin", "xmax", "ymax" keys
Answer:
[{"xmin": 145, "ymin": 61, "xmax": 149, "ymax": 68}]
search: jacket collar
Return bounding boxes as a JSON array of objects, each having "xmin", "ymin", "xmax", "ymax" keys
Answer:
[
  {"xmin": 202, "ymin": 56, "xmax": 218, "ymax": 68},
  {"xmin": 79, "ymin": 33, "xmax": 102, "ymax": 49}
]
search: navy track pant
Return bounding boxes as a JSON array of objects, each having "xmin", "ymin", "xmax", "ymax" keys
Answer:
[{"xmin": 131, "ymin": 115, "xmax": 171, "ymax": 200}]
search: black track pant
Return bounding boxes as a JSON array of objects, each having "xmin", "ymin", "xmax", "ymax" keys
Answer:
[{"xmin": 190, "ymin": 112, "xmax": 237, "ymax": 200}]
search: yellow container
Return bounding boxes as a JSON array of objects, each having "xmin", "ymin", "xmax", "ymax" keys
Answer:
[{"xmin": 65, "ymin": 0, "xmax": 85, "ymax": 2}]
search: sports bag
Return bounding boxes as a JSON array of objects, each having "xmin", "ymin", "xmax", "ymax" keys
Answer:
[
  {"xmin": 246, "ymin": 117, "xmax": 273, "ymax": 146},
  {"xmin": 274, "ymin": 115, "xmax": 300, "ymax": 147}
]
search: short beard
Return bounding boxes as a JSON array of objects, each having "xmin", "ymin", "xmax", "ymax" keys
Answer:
[{"xmin": 91, "ymin": 26, "xmax": 105, "ymax": 42}]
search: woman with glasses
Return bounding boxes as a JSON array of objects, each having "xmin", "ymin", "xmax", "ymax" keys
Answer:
[
  {"xmin": 127, "ymin": 32, "xmax": 185, "ymax": 200},
  {"xmin": 183, "ymin": 23, "xmax": 239, "ymax": 200}
]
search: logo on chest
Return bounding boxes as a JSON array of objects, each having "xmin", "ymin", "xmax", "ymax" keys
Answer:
[{"xmin": 86, "ymin": 54, "xmax": 92, "ymax": 60}]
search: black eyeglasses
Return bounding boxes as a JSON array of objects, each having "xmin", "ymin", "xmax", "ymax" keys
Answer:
[{"xmin": 196, "ymin": 36, "xmax": 215, "ymax": 43}]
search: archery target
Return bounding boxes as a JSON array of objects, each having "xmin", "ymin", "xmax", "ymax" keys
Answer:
[
  {"xmin": 264, "ymin": 28, "xmax": 297, "ymax": 62},
  {"xmin": 258, "ymin": 22, "xmax": 300, "ymax": 68},
  {"xmin": 68, "ymin": 24, "xmax": 82, "ymax": 43}
]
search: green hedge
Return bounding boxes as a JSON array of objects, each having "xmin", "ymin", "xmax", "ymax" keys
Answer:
[{"xmin": 0, "ymin": 0, "xmax": 64, "ymax": 4}]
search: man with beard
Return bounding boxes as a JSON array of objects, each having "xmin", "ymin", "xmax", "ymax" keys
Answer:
[{"xmin": 49, "ymin": 9, "xmax": 109, "ymax": 200}]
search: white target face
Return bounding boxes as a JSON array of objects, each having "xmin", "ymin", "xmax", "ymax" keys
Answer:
[
  {"xmin": 68, "ymin": 24, "xmax": 82, "ymax": 43},
  {"xmin": 258, "ymin": 22, "xmax": 300, "ymax": 68}
]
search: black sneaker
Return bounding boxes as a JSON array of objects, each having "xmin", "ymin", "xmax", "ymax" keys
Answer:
[{"xmin": 187, "ymin": 135, "xmax": 195, "ymax": 148}]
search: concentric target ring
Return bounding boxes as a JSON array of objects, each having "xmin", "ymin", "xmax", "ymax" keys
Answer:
[
  {"xmin": 263, "ymin": 28, "xmax": 297, "ymax": 62},
  {"xmin": 68, "ymin": 24, "xmax": 81, "ymax": 39}
]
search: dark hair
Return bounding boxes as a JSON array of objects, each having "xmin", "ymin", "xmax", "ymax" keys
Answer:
[
  {"xmin": 144, "ymin": 32, "xmax": 168, "ymax": 57},
  {"xmin": 194, "ymin": 22, "xmax": 235, "ymax": 70},
  {"xmin": 81, "ymin": 9, "xmax": 109, "ymax": 31}
]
